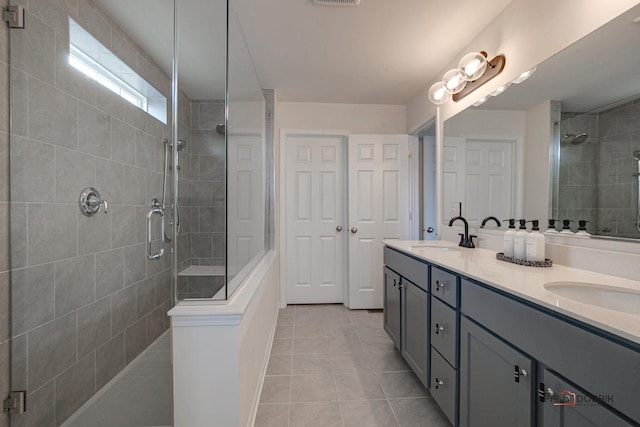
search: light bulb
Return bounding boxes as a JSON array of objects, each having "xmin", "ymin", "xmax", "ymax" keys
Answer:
[
  {"xmin": 512, "ymin": 67, "xmax": 536, "ymax": 84},
  {"xmin": 458, "ymin": 52, "xmax": 488, "ymax": 81},
  {"xmin": 442, "ymin": 69, "xmax": 467, "ymax": 94},
  {"xmin": 428, "ymin": 81, "xmax": 451, "ymax": 105}
]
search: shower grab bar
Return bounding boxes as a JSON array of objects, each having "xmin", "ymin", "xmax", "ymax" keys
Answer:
[{"xmin": 146, "ymin": 207, "xmax": 165, "ymax": 260}]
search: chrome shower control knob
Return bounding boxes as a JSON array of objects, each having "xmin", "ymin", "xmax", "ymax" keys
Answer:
[{"xmin": 79, "ymin": 187, "xmax": 109, "ymax": 217}]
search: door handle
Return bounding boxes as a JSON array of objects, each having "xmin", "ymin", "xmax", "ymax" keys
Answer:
[
  {"xmin": 336, "ymin": 225, "xmax": 343, "ymax": 232},
  {"xmin": 350, "ymin": 227, "xmax": 358, "ymax": 233}
]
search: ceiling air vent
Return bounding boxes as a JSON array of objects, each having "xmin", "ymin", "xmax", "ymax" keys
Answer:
[{"xmin": 313, "ymin": 0, "xmax": 360, "ymax": 6}]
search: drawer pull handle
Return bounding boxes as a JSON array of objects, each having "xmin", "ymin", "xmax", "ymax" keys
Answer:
[
  {"xmin": 435, "ymin": 280, "xmax": 445, "ymax": 292},
  {"xmin": 435, "ymin": 323, "xmax": 444, "ymax": 334},
  {"xmin": 434, "ymin": 378, "xmax": 444, "ymax": 389}
]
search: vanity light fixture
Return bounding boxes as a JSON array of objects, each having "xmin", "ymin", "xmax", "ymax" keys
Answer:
[{"xmin": 428, "ymin": 51, "xmax": 506, "ymax": 105}]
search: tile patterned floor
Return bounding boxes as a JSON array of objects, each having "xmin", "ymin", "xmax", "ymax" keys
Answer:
[{"xmin": 255, "ymin": 304, "xmax": 451, "ymax": 427}]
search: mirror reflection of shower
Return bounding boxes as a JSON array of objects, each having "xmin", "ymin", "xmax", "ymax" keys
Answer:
[
  {"xmin": 161, "ymin": 138, "xmax": 187, "ymax": 242},
  {"xmin": 562, "ymin": 132, "xmax": 589, "ymax": 144}
]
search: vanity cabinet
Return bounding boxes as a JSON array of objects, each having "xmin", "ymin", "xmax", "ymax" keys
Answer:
[
  {"xmin": 401, "ymin": 278, "xmax": 428, "ymax": 384},
  {"xmin": 383, "ymin": 266, "xmax": 401, "ymax": 349},
  {"xmin": 383, "ymin": 247, "xmax": 430, "ymax": 387},
  {"xmin": 459, "ymin": 316, "xmax": 534, "ymax": 427},
  {"xmin": 382, "ymin": 244, "xmax": 640, "ymax": 427}
]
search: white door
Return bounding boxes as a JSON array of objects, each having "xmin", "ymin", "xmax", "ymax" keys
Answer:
[
  {"xmin": 444, "ymin": 137, "xmax": 514, "ymax": 223},
  {"xmin": 348, "ymin": 134, "xmax": 410, "ymax": 309},
  {"xmin": 227, "ymin": 131, "xmax": 265, "ymax": 276},
  {"xmin": 464, "ymin": 139, "xmax": 514, "ymax": 223},
  {"xmin": 284, "ymin": 132, "xmax": 346, "ymax": 304}
]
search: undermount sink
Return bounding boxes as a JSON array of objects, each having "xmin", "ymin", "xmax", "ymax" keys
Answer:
[{"xmin": 544, "ymin": 282, "xmax": 640, "ymax": 315}]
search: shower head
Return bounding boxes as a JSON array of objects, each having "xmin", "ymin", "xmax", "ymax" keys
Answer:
[
  {"xmin": 634, "ymin": 150, "xmax": 640, "ymax": 161},
  {"xmin": 176, "ymin": 139, "xmax": 187, "ymax": 152},
  {"xmin": 562, "ymin": 133, "xmax": 588, "ymax": 145},
  {"xmin": 216, "ymin": 124, "xmax": 226, "ymax": 136}
]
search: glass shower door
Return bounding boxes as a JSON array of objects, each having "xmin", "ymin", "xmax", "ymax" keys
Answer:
[{"xmin": 7, "ymin": 1, "xmax": 175, "ymax": 425}]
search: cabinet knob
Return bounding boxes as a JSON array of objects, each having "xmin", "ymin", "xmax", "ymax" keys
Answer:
[
  {"xmin": 434, "ymin": 323, "xmax": 444, "ymax": 334},
  {"xmin": 392, "ymin": 278, "xmax": 397, "ymax": 287},
  {"xmin": 350, "ymin": 227, "xmax": 358, "ymax": 234},
  {"xmin": 434, "ymin": 378, "xmax": 444, "ymax": 389},
  {"xmin": 336, "ymin": 225, "xmax": 343, "ymax": 232},
  {"xmin": 435, "ymin": 280, "xmax": 445, "ymax": 292}
]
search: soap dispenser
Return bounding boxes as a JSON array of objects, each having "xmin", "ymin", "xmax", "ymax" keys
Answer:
[
  {"xmin": 513, "ymin": 219, "xmax": 528, "ymax": 260},
  {"xmin": 560, "ymin": 219, "xmax": 574, "ymax": 234},
  {"xmin": 576, "ymin": 220, "xmax": 591, "ymax": 236},
  {"xmin": 503, "ymin": 219, "xmax": 516, "ymax": 257},
  {"xmin": 546, "ymin": 219, "xmax": 559, "ymax": 233},
  {"xmin": 525, "ymin": 220, "xmax": 545, "ymax": 262}
]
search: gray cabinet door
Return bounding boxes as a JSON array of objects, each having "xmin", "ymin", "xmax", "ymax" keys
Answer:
[
  {"xmin": 383, "ymin": 266, "xmax": 401, "ymax": 350},
  {"xmin": 540, "ymin": 369, "xmax": 634, "ymax": 427},
  {"xmin": 460, "ymin": 317, "xmax": 534, "ymax": 427},
  {"xmin": 401, "ymin": 279, "xmax": 428, "ymax": 386}
]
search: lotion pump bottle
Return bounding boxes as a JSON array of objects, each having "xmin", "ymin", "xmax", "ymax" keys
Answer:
[
  {"xmin": 503, "ymin": 219, "xmax": 516, "ymax": 257},
  {"xmin": 576, "ymin": 220, "xmax": 591, "ymax": 236},
  {"xmin": 560, "ymin": 219, "xmax": 574, "ymax": 234},
  {"xmin": 513, "ymin": 219, "xmax": 528, "ymax": 260},
  {"xmin": 525, "ymin": 220, "xmax": 545, "ymax": 262},
  {"xmin": 546, "ymin": 219, "xmax": 559, "ymax": 233}
]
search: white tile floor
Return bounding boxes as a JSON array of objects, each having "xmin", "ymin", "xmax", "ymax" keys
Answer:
[
  {"xmin": 62, "ymin": 332, "xmax": 172, "ymax": 427},
  {"xmin": 255, "ymin": 304, "xmax": 451, "ymax": 427},
  {"xmin": 61, "ymin": 304, "xmax": 450, "ymax": 427}
]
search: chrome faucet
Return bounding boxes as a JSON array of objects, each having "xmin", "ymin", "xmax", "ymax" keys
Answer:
[
  {"xmin": 448, "ymin": 216, "xmax": 476, "ymax": 248},
  {"xmin": 480, "ymin": 216, "xmax": 501, "ymax": 228}
]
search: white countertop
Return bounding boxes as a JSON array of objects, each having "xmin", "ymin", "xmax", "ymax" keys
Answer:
[{"xmin": 383, "ymin": 239, "xmax": 640, "ymax": 346}]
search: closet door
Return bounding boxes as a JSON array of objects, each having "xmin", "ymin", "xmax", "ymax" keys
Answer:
[
  {"xmin": 348, "ymin": 134, "xmax": 410, "ymax": 309},
  {"xmin": 283, "ymin": 131, "xmax": 347, "ymax": 303}
]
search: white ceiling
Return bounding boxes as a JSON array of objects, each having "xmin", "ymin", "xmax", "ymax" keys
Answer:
[
  {"xmin": 233, "ymin": 0, "xmax": 513, "ymax": 104},
  {"xmin": 97, "ymin": 0, "xmax": 513, "ymax": 104},
  {"xmin": 479, "ymin": 2, "xmax": 640, "ymax": 113}
]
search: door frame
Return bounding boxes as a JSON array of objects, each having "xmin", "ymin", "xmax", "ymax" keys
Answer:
[{"xmin": 278, "ymin": 129, "xmax": 350, "ymax": 308}]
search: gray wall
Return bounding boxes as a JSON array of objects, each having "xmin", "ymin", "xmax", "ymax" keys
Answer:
[
  {"xmin": 177, "ymin": 100, "xmax": 226, "ymax": 299},
  {"xmin": 556, "ymin": 98, "xmax": 640, "ymax": 237},
  {"xmin": 3, "ymin": 2, "xmax": 172, "ymax": 425},
  {"xmin": 596, "ymin": 98, "xmax": 640, "ymax": 238},
  {"xmin": 1, "ymin": 0, "xmax": 11, "ymax": 426}
]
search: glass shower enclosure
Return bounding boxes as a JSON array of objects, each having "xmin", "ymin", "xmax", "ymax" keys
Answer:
[{"xmin": 3, "ymin": 0, "xmax": 268, "ymax": 424}]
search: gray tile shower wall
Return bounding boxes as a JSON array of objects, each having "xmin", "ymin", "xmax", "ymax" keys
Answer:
[
  {"xmin": 177, "ymin": 100, "xmax": 226, "ymax": 299},
  {"xmin": 2, "ymin": 2, "xmax": 176, "ymax": 426},
  {"xmin": 596, "ymin": 98, "xmax": 640, "ymax": 238},
  {"xmin": 557, "ymin": 112, "xmax": 598, "ymax": 233},
  {"xmin": 1, "ymin": 0, "xmax": 10, "ymax": 425}
]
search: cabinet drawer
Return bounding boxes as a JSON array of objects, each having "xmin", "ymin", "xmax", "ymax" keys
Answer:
[
  {"xmin": 431, "ymin": 346, "xmax": 457, "ymax": 426},
  {"xmin": 431, "ymin": 266, "xmax": 458, "ymax": 307},
  {"xmin": 431, "ymin": 296, "xmax": 457, "ymax": 367},
  {"xmin": 383, "ymin": 246, "xmax": 429, "ymax": 291}
]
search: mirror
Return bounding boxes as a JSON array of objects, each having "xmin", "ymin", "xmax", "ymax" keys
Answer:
[{"xmin": 442, "ymin": 3, "xmax": 640, "ymax": 239}]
